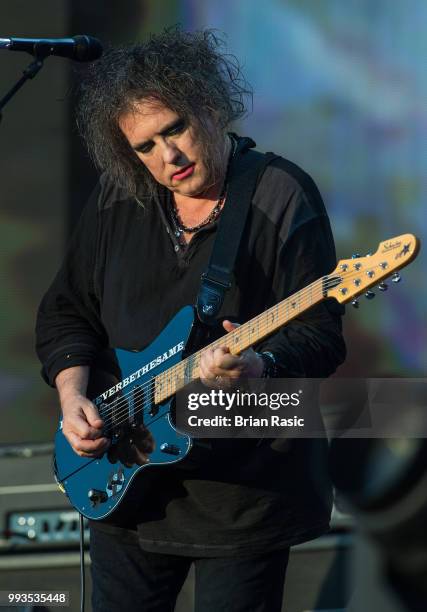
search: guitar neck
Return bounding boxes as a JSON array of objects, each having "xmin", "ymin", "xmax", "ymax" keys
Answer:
[{"xmin": 154, "ymin": 276, "xmax": 326, "ymax": 403}]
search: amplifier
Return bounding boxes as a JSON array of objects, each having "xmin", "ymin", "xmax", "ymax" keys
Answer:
[
  {"xmin": 7, "ymin": 509, "xmax": 89, "ymax": 548},
  {"xmin": 0, "ymin": 444, "xmax": 78, "ymax": 553},
  {"xmin": 0, "ymin": 444, "xmax": 90, "ymax": 611}
]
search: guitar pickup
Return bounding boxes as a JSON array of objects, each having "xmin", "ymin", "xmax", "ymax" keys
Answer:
[
  {"xmin": 149, "ymin": 405, "xmax": 159, "ymax": 417},
  {"xmin": 132, "ymin": 386, "xmax": 144, "ymax": 425}
]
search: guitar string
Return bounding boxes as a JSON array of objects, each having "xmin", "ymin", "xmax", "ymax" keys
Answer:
[
  {"xmin": 98, "ymin": 262, "xmax": 394, "ymax": 429},
  {"xmin": 97, "ymin": 274, "xmax": 326, "ymax": 421},
  {"xmin": 106, "ymin": 402, "xmax": 175, "ymax": 443},
  {"xmin": 97, "ymin": 274, "xmax": 331, "ymax": 426},
  {"xmin": 98, "ymin": 264, "xmax": 393, "ymax": 432},
  {"xmin": 99, "ymin": 263, "xmax": 393, "ymax": 431}
]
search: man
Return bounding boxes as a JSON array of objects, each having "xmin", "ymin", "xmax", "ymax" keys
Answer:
[{"xmin": 36, "ymin": 29, "xmax": 346, "ymax": 612}]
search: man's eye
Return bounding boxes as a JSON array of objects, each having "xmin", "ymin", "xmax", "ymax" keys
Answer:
[
  {"xmin": 168, "ymin": 120, "xmax": 186, "ymax": 135},
  {"xmin": 136, "ymin": 143, "xmax": 154, "ymax": 154}
]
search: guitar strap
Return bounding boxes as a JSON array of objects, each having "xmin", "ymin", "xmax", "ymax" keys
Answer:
[{"xmin": 196, "ymin": 137, "xmax": 279, "ymax": 325}]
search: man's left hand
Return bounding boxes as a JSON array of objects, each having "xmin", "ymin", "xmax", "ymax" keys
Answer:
[{"xmin": 199, "ymin": 320, "xmax": 264, "ymax": 387}]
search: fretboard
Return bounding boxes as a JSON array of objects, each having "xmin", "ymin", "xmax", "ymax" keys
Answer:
[{"xmin": 154, "ymin": 276, "xmax": 326, "ymax": 403}]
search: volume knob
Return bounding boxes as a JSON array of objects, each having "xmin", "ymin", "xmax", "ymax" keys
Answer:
[
  {"xmin": 87, "ymin": 489, "xmax": 108, "ymax": 506},
  {"xmin": 160, "ymin": 443, "xmax": 181, "ymax": 456}
]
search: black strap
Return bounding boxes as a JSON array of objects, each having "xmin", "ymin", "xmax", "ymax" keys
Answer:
[{"xmin": 196, "ymin": 143, "xmax": 279, "ymax": 324}]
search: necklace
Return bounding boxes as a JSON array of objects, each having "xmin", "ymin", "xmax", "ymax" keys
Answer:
[
  {"xmin": 170, "ymin": 136, "xmax": 236, "ymax": 238},
  {"xmin": 170, "ymin": 194, "xmax": 225, "ymax": 235}
]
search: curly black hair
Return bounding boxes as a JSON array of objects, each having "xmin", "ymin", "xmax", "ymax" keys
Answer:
[{"xmin": 76, "ymin": 27, "xmax": 252, "ymax": 199}]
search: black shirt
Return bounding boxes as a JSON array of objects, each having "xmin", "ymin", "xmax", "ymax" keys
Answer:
[{"xmin": 36, "ymin": 139, "xmax": 346, "ymax": 556}]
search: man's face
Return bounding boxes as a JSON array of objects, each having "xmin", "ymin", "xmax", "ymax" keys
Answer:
[{"xmin": 119, "ymin": 99, "xmax": 219, "ymax": 198}]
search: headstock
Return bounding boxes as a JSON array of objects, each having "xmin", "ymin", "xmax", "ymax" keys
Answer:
[{"xmin": 326, "ymin": 234, "xmax": 420, "ymax": 305}]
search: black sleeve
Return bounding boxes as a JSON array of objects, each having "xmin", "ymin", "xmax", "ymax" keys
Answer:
[
  {"xmin": 35, "ymin": 183, "xmax": 114, "ymax": 386},
  {"xmin": 255, "ymin": 171, "xmax": 346, "ymax": 378}
]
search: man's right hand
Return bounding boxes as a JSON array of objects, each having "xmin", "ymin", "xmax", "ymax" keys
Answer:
[
  {"xmin": 61, "ymin": 394, "xmax": 110, "ymax": 458},
  {"xmin": 55, "ymin": 365, "xmax": 109, "ymax": 458}
]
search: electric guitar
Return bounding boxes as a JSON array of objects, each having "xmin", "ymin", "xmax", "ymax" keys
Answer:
[{"xmin": 53, "ymin": 233, "xmax": 420, "ymax": 519}]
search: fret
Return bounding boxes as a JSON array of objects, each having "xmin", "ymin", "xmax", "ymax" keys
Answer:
[
  {"xmin": 269, "ymin": 308, "xmax": 276, "ymax": 328},
  {"xmin": 155, "ymin": 278, "xmax": 325, "ymax": 404}
]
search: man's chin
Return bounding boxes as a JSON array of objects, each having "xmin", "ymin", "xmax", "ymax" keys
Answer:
[{"xmin": 171, "ymin": 180, "xmax": 207, "ymax": 198}]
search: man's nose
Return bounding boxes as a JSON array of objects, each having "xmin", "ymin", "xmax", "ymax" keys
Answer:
[{"xmin": 161, "ymin": 139, "xmax": 181, "ymax": 164}]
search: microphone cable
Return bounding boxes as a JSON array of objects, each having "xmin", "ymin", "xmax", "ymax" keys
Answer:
[{"xmin": 79, "ymin": 512, "xmax": 86, "ymax": 612}]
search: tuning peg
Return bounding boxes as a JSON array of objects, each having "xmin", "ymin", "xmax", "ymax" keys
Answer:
[
  {"xmin": 378, "ymin": 282, "xmax": 388, "ymax": 291},
  {"xmin": 351, "ymin": 299, "xmax": 359, "ymax": 308},
  {"xmin": 391, "ymin": 272, "xmax": 401, "ymax": 283},
  {"xmin": 366, "ymin": 252, "xmax": 373, "ymax": 257},
  {"xmin": 351, "ymin": 253, "xmax": 361, "ymax": 259},
  {"xmin": 365, "ymin": 291, "xmax": 375, "ymax": 299}
]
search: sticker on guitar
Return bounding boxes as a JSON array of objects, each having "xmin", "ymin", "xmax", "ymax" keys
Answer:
[{"xmin": 94, "ymin": 340, "xmax": 185, "ymax": 405}]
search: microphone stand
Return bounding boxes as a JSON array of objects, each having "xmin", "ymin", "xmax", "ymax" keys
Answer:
[{"xmin": 0, "ymin": 55, "xmax": 45, "ymax": 124}]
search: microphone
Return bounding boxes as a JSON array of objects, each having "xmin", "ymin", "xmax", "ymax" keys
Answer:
[{"xmin": 0, "ymin": 35, "xmax": 103, "ymax": 62}]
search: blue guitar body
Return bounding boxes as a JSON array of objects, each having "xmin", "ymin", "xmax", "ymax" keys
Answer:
[{"xmin": 54, "ymin": 306, "xmax": 195, "ymax": 520}]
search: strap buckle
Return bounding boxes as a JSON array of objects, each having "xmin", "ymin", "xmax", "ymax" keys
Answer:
[{"xmin": 196, "ymin": 273, "xmax": 232, "ymax": 324}]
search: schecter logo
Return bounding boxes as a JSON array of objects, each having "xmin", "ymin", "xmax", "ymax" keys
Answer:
[
  {"xmin": 381, "ymin": 240, "xmax": 401, "ymax": 253},
  {"xmin": 95, "ymin": 341, "xmax": 185, "ymax": 405}
]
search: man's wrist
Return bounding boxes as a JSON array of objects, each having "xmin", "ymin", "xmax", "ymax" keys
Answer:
[{"xmin": 55, "ymin": 365, "xmax": 90, "ymax": 400}]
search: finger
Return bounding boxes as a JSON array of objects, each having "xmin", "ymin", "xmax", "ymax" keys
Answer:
[
  {"xmin": 199, "ymin": 350, "xmax": 217, "ymax": 381},
  {"xmin": 66, "ymin": 431, "xmax": 110, "ymax": 457},
  {"xmin": 134, "ymin": 428, "xmax": 156, "ymax": 454},
  {"xmin": 222, "ymin": 319, "xmax": 240, "ymax": 333},
  {"xmin": 64, "ymin": 414, "xmax": 102, "ymax": 440},
  {"xmin": 199, "ymin": 361, "xmax": 218, "ymax": 382},
  {"xmin": 213, "ymin": 347, "xmax": 240, "ymax": 370},
  {"xmin": 200, "ymin": 361, "xmax": 229, "ymax": 385},
  {"xmin": 199, "ymin": 365, "xmax": 223, "ymax": 388},
  {"xmin": 133, "ymin": 447, "xmax": 150, "ymax": 465},
  {"xmin": 82, "ymin": 401, "xmax": 104, "ymax": 429},
  {"xmin": 200, "ymin": 357, "xmax": 242, "ymax": 385},
  {"xmin": 200, "ymin": 375, "xmax": 217, "ymax": 388},
  {"xmin": 117, "ymin": 443, "xmax": 136, "ymax": 467},
  {"xmin": 198, "ymin": 362, "xmax": 208, "ymax": 381},
  {"xmin": 213, "ymin": 373, "xmax": 238, "ymax": 389},
  {"xmin": 212, "ymin": 347, "xmax": 229, "ymax": 368},
  {"xmin": 116, "ymin": 439, "xmax": 149, "ymax": 467},
  {"xmin": 200, "ymin": 348, "xmax": 215, "ymax": 370}
]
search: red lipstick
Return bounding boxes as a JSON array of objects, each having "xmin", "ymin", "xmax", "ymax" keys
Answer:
[{"xmin": 172, "ymin": 164, "xmax": 195, "ymax": 181}]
